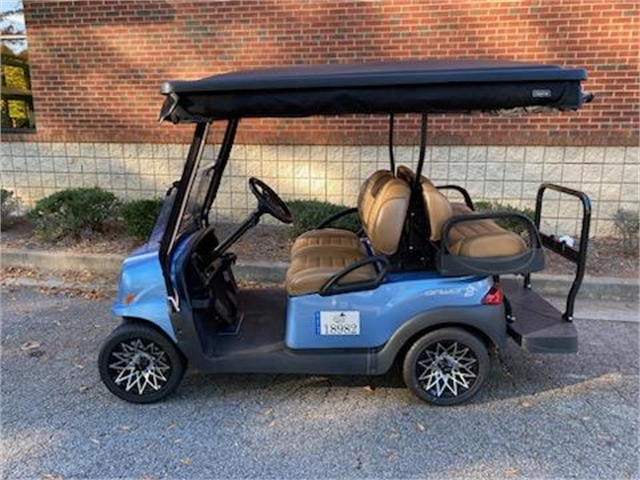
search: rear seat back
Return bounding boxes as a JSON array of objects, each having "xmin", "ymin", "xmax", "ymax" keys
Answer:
[{"xmin": 397, "ymin": 165, "xmax": 453, "ymax": 241}]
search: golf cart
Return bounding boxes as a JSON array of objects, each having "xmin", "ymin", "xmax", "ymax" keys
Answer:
[{"xmin": 98, "ymin": 60, "xmax": 593, "ymax": 405}]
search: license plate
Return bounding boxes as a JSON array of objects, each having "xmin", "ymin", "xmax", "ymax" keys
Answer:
[{"xmin": 317, "ymin": 311, "xmax": 360, "ymax": 336}]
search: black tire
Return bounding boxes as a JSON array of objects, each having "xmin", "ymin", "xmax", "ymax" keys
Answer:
[
  {"xmin": 98, "ymin": 322, "xmax": 186, "ymax": 404},
  {"xmin": 403, "ymin": 327, "xmax": 490, "ymax": 406}
]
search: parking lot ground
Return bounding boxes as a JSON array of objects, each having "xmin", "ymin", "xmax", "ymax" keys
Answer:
[{"xmin": 1, "ymin": 287, "xmax": 638, "ymax": 479}]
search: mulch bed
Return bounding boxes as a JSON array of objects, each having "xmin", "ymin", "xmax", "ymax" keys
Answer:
[{"xmin": 2, "ymin": 219, "xmax": 637, "ymax": 279}]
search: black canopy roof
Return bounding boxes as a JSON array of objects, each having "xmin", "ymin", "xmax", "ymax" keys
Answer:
[{"xmin": 159, "ymin": 59, "xmax": 590, "ymax": 123}]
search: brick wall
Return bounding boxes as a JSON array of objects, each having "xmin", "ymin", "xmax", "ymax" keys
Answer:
[
  {"xmin": 7, "ymin": 0, "xmax": 639, "ymax": 146},
  {"xmin": 2, "ymin": 1, "xmax": 638, "ymax": 238}
]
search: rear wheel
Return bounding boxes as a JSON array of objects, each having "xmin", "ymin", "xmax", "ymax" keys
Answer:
[
  {"xmin": 403, "ymin": 327, "xmax": 489, "ymax": 406},
  {"xmin": 98, "ymin": 322, "xmax": 185, "ymax": 404}
]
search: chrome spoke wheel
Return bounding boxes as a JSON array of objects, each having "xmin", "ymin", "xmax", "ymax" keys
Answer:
[
  {"xmin": 415, "ymin": 340, "xmax": 479, "ymax": 399},
  {"xmin": 108, "ymin": 338, "xmax": 172, "ymax": 396},
  {"xmin": 403, "ymin": 328, "xmax": 489, "ymax": 406}
]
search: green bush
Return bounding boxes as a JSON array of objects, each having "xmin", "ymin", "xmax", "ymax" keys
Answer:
[
  {"xmin": 1, "ymin": 188, "xmax": 20, "ymax": 230},
  {"xmin": 29, "ymin": 187, "xmax": 120, "ymax": 240},
  {"xmin": 473, "ymin": 201, "xmax": 536, "ymax": 235},
  {"xmin": 288, "ymin": 199, "xmax": 361, "ymax": 239},
  {"xmin": 613, "ymin": 208, "xmax": 639, "ymax": 255},
  {"xmin": 121, "ymin": 198, "xmax": 163, "ymax": 240}
]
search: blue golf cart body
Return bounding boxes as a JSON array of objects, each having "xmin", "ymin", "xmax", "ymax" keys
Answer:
[{"xmin": 99, "ymin": 60, "xmax": 593, "ymax": 405}]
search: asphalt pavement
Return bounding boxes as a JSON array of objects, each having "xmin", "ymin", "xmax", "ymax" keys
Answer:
[{"xmin": 1, "ymin": 287, "xmax": 638, "ymax": 479}]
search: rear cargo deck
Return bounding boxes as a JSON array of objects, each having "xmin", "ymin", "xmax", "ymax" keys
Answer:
[{"xmin": 503, "ymin": 278, "xmax": 578, "ymax": 353}]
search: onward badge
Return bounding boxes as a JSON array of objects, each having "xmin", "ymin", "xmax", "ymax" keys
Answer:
[
  {"xmin": 315, "ymin": 311, "xmax": 361, "ymax": 335},
  {"xmin": 424, "ymin": 286, "xmax": 476, "ymax": 298}
]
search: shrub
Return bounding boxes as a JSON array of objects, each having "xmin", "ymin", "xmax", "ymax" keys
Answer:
[
  {"xmin": 1, "ymin": 188, "xmax": 20, "ymax": 230},
  {"xmin": 288, "ymin": 199, "xmax": 361, "ymax": 238},
  {"xmin": 121, "ymin": 198, "xmax": 164, "ymax": 240},
  {"xmin": 473, "ymin": 201, "xmax": 536, "ymax": 236},
  {"xmin": 29, "ymin": 187, "xmax": 120, "ymax": 240},
  {"xmin": 613, "ymin": 208, "xmax": 639, "ymax": 255}
]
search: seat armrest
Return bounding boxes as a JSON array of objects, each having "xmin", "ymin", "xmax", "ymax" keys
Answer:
[
  {"xmin": 436, "ymin": 185, "xmax": 475, "ymax": 210},
  {"xmin": 319, "ymin": 255, "xmax": 389, "ymax": 296}
]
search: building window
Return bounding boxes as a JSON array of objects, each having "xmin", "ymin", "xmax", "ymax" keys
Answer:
[{"xmin": 1, "ymin": 0, "xmax": 35, "ymax": 131}]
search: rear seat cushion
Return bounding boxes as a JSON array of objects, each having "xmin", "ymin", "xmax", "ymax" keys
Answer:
[
  {"xmin": 286, "ymin": 246, "xmax": 375, "ymax": 296},
  {"xmin": 448, "ymin": 220, "xmax": 527, "ymax": 257}
]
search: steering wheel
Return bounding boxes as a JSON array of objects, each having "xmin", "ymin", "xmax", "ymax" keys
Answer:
[{"xmin": 248, "ymin": 177, "xmax": 293, "ymax": 224}]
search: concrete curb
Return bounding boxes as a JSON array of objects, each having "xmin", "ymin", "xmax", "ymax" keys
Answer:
[{"xmin": 2, "ymin": 248, "xmax": 638, "ymax": 301}]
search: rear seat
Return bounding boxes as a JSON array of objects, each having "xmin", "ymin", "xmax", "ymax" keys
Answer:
[
  {"xmin": 286, "ymin": 170, "xmax": 410, "ymax": 296},
  {"xmin": 420, "ymin": 178, "xmax": 527, "ymax": 257},
  {"xmin": 398, "ymin": 165, "xmax": 527, "ymax": 258}
]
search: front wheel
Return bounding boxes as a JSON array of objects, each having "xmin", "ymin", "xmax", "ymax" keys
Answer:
[
  {"xmin": 98, "ymin": 322, "xmax": 186, "ymax": 404},
  {"xmin": 403, "ymin": 327, "xmax": 490, "ymax": 406}
]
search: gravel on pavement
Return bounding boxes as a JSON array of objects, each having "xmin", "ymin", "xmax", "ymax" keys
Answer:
[{"xmin": 1, "ymin": 287, "xmax": 638, "ymax": 479}]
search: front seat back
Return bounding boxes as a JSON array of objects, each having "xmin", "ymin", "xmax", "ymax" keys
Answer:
[{"xmin": 358, "ymin": 170, "xmax": 411, "ymax": 255}]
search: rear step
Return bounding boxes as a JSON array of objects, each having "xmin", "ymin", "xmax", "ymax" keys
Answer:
[{"xmin": 503, "ymin": 279, "xmax": 578, "ymax": 354}]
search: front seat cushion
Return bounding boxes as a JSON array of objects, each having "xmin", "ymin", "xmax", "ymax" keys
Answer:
[
  {"xmin": 286, "ymin": 246, "xmax": 376, "ymax": 296},
  {"xmin": 290, "ymin": 228, "xmax": 361, "ymax": 257}
]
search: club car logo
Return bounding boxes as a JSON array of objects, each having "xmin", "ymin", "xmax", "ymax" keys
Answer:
[{"xmin": 531, "ymin": 88, "xmax": 552, "ymax": 98}]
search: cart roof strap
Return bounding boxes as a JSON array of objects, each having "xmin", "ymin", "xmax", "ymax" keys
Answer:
[{"xmin": 159, "ymin": 59, "xmax": 590, "ymax": 123}]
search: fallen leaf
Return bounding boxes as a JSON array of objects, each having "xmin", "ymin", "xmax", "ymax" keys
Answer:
[
  {"xmin": 139, "ymin": 476, "xmax": 157, "ymax": 480},
  {"xmin": 119, "ymin": 425, "xmax": 131, "ymax": 432},
  {"xmin": 363, "ymin": 385, "xmax": 375, "ymax": 392},
  {"xmin": 90, "ymin": 437, "xmax": 100, "ymax": 445},
  {"xmin": 165, "ymin": 422, "xmax": 178, "ymax": 431},
  {"xmin": 260, "ymin": 407, "xmax": 274, "ymax": 416},
  {"xmin": 180, "ymin": 457, "xmax": 192, "ymax": 466},
  {"xmin": 42, "ymin": 474, "xmax": 64, "ymax": 480},
  {"xmin": 21, "ymin": 341, "xmax": 42, "ymax": 351},
  {"xmin": 268, "ymin": 421, "xmax": 277, "ymax": 428},
  {"xmin": 519, "ymin": 401, "xmax": 532, "ymax": 408},
  {"xmin": 416, "ymin": 422, "xmax": 426, "ymax": 432},
  {"xmin": 504, "ymin": 468, "xmax": 520, "ymax": 477},
  {"xmin": 73, "ymin": 362, "xmax": 85, "ymax": 370},
  {"xmin": 78, "ymin": 386, "xmax": 90, "ymax": 393}
]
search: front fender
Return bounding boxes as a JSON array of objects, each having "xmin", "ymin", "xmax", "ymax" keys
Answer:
[{"xmin": 112, "ymin": 247, "xmax": 175, "ymax": 342}]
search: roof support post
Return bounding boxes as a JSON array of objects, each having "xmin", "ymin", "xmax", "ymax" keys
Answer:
[
  {"xmin": 412, "ymin": 113, "xmax": 428, "ymax": 193},
  {"xmin": 388, "ymin": 114, "xmax": 396, "ymax": 175}
]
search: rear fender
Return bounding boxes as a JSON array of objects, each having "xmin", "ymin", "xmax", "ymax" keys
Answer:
[{"xmin": 373, "ymin": 304, "xmax": 506, "ymax": 374}]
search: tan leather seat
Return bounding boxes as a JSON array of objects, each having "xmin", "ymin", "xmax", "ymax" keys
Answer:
[
  {"xmin": 290, "ymin": 228, "xmax": 361, "ymax": 257},
  {"xmin": 286, "ymin": 171, "xmax": 410, "ymax": 296},
  {"xmin": 419, "ymin": 178, "xmax": 526, "ymax": 257},
  {"xmin": 285, "ymin": 246, "xmax": 376, "ymax": 296},
  {"xmin": 290, "ymin": 170, "xmax": 390, "ymax": 257}
]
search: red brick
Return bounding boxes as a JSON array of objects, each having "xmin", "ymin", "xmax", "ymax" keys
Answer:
[{"xmin": 5, "ymin": 0, "xmax": 636, "ymax": 146}]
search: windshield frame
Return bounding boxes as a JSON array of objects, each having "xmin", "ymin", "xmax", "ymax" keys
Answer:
[{"xmin": 158, "ymin": 119, "xmax": 238, "ymax": 307}]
